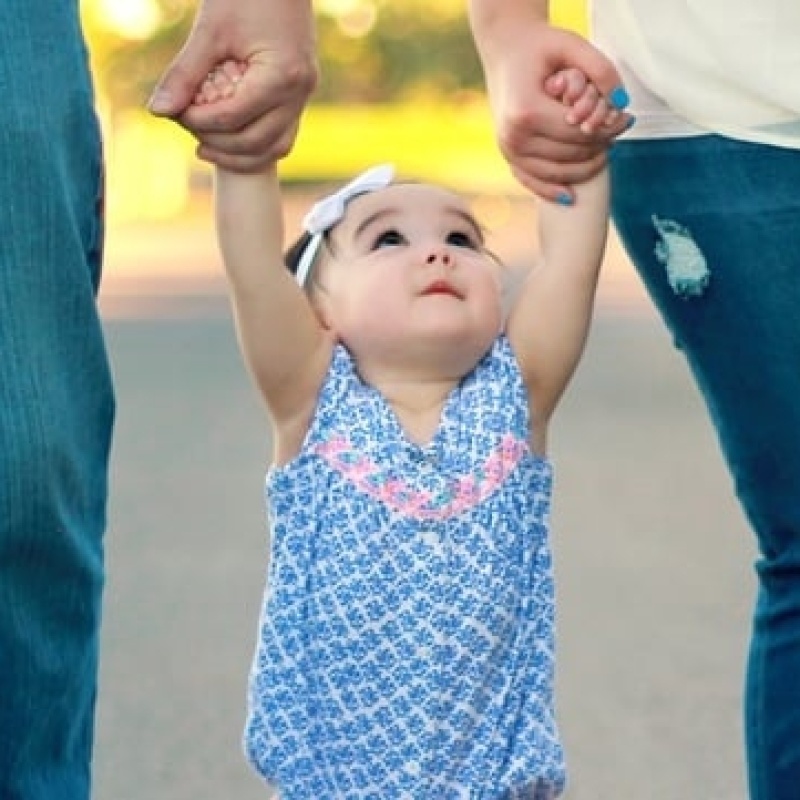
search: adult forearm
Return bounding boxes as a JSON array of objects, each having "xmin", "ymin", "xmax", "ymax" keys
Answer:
[
  {"xmin": 468, "ymin": 0, "xmax": 549, "ymax": 56},
  {"xmin": 469, "ymin": 0, "xmax": 549, "ymax": 27}
]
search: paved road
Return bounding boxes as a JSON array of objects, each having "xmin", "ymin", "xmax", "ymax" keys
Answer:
[{"xmin": 94, "ymin": 259, "xmax": 753, "ymax": 799}]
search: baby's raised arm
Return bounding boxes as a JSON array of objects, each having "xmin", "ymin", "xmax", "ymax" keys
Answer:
[
  {"xmin": 506, "ymin": 69, "xmax": 611, "ymax": 430},
  {"xmin": 200, "ymin": 63, "xmax": 330, "ymax": 428}
]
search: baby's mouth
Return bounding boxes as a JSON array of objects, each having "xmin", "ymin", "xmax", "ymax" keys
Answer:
[{"xmin": 422, "ymin": 279, "xmax": 462, "ymax": 299}]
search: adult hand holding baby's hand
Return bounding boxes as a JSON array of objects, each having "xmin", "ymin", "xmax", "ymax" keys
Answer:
[
  {"xmin": 469, "ymin": 4, "xmax": 631, "ymax": 202},
  {"xmin": 148, "ymin": 0, "xmax": 318, "ymax": 172}
]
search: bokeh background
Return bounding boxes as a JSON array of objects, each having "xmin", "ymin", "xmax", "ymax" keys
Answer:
[
  {"xmin": 84, "ymin": 0, "xmax": 603, "ymax": 317},
  {"xmin": 85, "ymin": 2, "xmax": 753, "ymax": 799},
  {"xmin": 85, "ymin": 0, "xmax": 586, "ymax": 222}
]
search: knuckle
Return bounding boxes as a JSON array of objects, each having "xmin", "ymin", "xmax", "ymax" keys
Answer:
[
  {"xmin": 281, "ymin": 58, "xmax": 319, "ymax": 96},
  {"xmin": 210, "ymin": 110, "xmax": 235, "ymax": 131}
]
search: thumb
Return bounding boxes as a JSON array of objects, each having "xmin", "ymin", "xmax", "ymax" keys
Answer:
[
  {"xmin": 559, "ymin": 34, "xmax": 630, "ymax": 110},
  {"xmin": 148, "ymin": 35, "xmax": 216, "ymax": 117}
]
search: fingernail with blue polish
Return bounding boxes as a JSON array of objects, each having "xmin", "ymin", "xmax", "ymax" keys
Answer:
[
  {"xmin": 609, "ymin": 85, "xmax": 630, "ymax": 110},
  {"xmin": 625, "ymin": 114, "xmax": 637, "ymax": 130},
  {"xmin": 556, "ymin": 192, "xmax": 574, "ymax": 206}
]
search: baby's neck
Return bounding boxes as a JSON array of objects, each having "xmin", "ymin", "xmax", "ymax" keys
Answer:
[
  {"xmin": 372, "ymin": 375, "xmax": 457, "ymax": 447},
  {"xmin": 351, "ymin": 343, "xmax": 486, "ymax": 445}
]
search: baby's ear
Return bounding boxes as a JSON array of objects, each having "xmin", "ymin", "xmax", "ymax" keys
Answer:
[{"xmin": 309, "ymin": 293, "xmax": 335, "ymax": 331}]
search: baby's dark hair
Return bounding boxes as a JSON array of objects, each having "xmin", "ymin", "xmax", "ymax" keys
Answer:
[
  {"xmin": 284, "ymin": 230, "xmax": 314, "ymax": 278},
  {"xmin": 282, "ymin": 176, "xmax": 498, "ymax": 282},
  {"xmin": 284, "ymin": 174, "xmax": 408, "ymax": 279}
]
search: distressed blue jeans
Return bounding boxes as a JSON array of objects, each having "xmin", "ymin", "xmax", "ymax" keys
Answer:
[
  {"xmin": 0, "ymin": 2, "xmax": 113, "ymax": 798},
  {"xmin": 610, "ymin": 135, "xmax": 800, "ymax": 800}
]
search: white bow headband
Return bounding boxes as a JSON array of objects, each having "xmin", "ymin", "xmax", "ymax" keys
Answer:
[{"xmin": 294, "ymin": 163, "xmax": 395, "ymax": 287}]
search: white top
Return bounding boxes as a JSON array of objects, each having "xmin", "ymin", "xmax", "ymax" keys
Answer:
[{"xmin": 591, "ymin": 0, "xmax": 800, "ymax": 148}]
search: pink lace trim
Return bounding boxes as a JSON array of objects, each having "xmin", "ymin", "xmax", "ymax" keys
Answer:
[{"xmin": 314, "ymin": 434, "xmax": 527, "ymax": 520}]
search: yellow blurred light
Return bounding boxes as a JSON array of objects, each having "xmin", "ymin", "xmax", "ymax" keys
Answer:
[
  {"xmin": 103, "ymin": 109, "xmax": 195, "ymax": 223},
  {"xmin": 317, "ymin": 0, "xmax": 364, "ymax": 17},
  {"xmin": 317, "ymin": 0, "xmax": 378, "ymax": 38},
  {"xmin": 550, "ymin": 0, "xmax": 588, "ymax": 33},
  {"xmin": 98, "ymin": 0, "xmax": 161, "ymax": 39},
  {"xmin": 337, "ymin": 5, "xmax": 377, "ymax": 38}
]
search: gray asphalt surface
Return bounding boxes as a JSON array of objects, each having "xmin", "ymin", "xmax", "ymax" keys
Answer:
[{"xmin": 94, "ymin": 236, "xmax": 753, "ymax": 800}]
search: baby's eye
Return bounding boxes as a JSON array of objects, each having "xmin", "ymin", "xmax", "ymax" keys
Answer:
[
  {"xmin": 372, "ymin": 229, "xmax": 406, "ymax": 249},
  {"xmin": 446, "ymin": 230, "xmax": 480, "ymax": 249}
]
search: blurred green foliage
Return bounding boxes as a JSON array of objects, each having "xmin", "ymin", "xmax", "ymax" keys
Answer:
[
  {"xmin": 85, "ymin": 0, "xmax": 483, "ymax": 112},
  {"xmin": 83, "ymin": 0, "xmax": 194, "ymax": 111},
  {"xmin": 82, "ymin": 0, "xmax": 587, "ymax": 204},
  {"xmin": 315, "ymin": 2, "xmax": 482, "ymax": 103}
]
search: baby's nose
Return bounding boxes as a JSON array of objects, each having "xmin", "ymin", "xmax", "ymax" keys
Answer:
[{"xmin": 426, "ymin": 249, "xmax": 452, "ymax": 266}]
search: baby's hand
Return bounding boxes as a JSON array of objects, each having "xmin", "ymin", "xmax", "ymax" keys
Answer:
[
  {"xmin": 193, "ymin": 60, "xmax": 247, "ymax": 106},
  {"xmin": 545, "ymin": 68, "xmax": 628, "ymax": 135}
]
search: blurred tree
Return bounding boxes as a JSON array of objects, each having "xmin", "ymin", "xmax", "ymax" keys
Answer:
[{"xmin": 314, "ymin": 0, "xmax": 482, "ymax": 103}]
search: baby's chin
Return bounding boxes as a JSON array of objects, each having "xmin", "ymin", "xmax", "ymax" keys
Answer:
[{"xmin": 351, "ymin": 329, "xmax": 498, "ymax": 380}]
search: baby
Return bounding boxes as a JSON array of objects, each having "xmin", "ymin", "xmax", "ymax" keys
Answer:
[{"xmin": 191, "ymin": 61, "xmax": 616, "ymax": 799}]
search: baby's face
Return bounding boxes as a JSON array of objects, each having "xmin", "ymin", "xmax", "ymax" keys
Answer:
[{"xmin": 312, "ymin": 183, "xmax": 505, "ymax": 367}]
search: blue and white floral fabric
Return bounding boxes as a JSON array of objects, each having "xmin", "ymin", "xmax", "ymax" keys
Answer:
[{"xmin": 245, "ymin": 335, "xmax": 564, "ymax": 799}]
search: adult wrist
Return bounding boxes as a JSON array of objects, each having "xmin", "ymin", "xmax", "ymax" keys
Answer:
[{"xmin": 468, "ymin": 0, "xmax": 550, "ymax": 61}]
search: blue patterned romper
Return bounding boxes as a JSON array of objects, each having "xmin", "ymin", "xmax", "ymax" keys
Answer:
[{"xmin": 244, "ymin": 335, "xmax": 565, "ymax": 799}]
